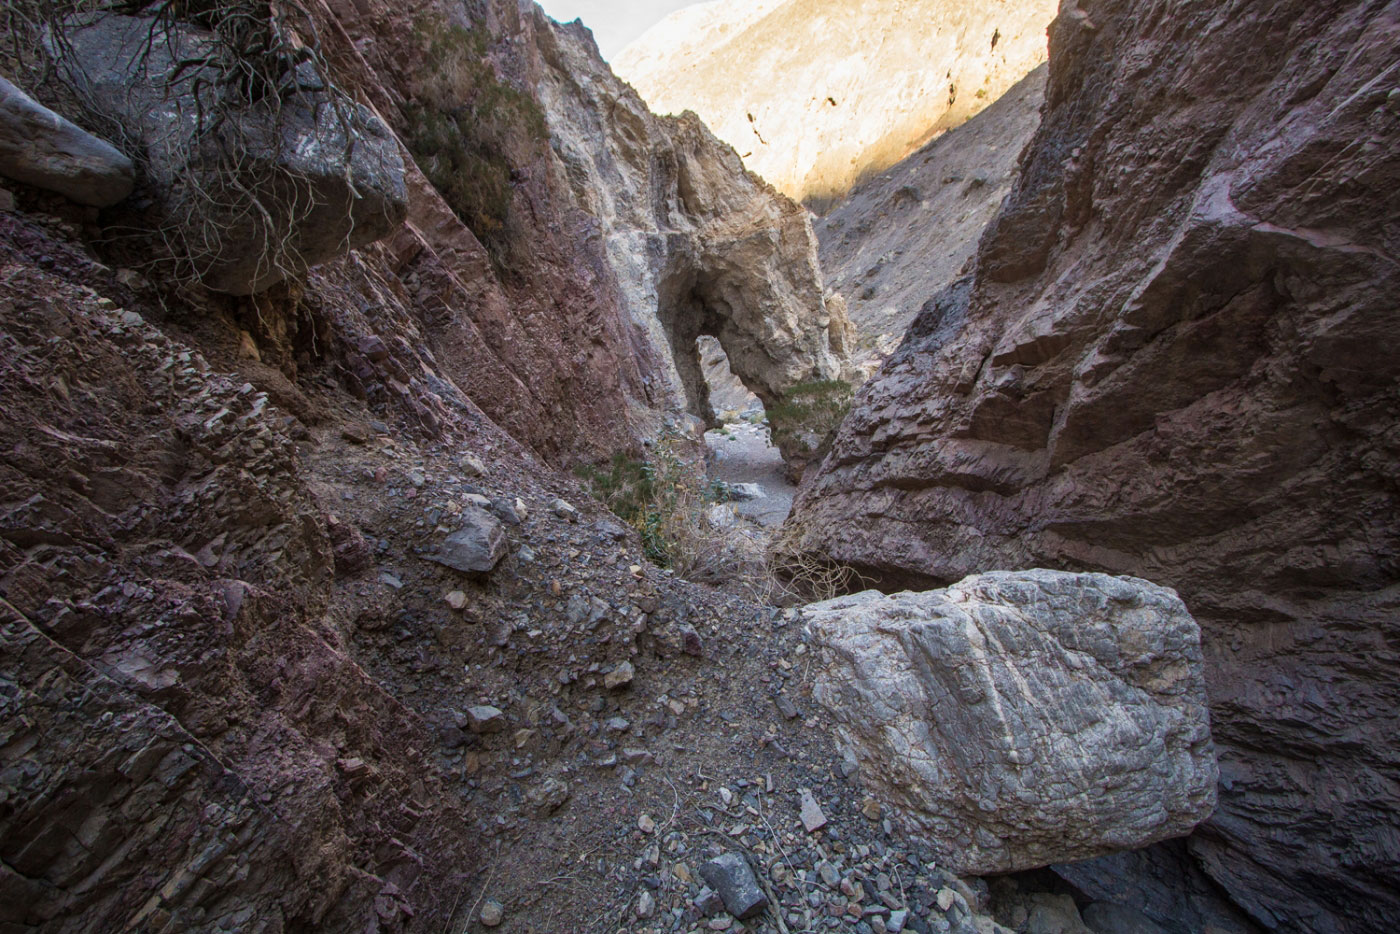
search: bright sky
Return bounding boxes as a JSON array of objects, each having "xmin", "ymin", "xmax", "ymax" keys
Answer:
[{"xmin": 535, "ymin": 0, "xmax": 705, "ymax": 60}]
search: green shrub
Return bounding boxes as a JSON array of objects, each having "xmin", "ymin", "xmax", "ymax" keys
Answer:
[
  {"xmin": 573, "ymin": 439, "xmax": 771, "ymax": 586},
  {"xmin": 400, "ymin": 20, "xmax": 547, "ymax": 263},
  {"xmin": 767, "ymin": 379, "xmax": 854, "ymax": 457},
  {"xmin": 576, "ymin": 442, "xmax": 726, "ymax": 569}
]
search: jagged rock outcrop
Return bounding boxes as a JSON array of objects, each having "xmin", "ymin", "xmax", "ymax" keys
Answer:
[
  {"xmin": 614, "ymin": 0, "xmax": 1058, "ymax": 209},
  {"xmin": 817, "ymin": 65, "xmax": 1047, "ymax": 377},
  {"xmin": 0, "ymin": 221, "xmax": 473, "ymax": 929},
  {"xmin": 0, "ymin": 74, "xmax": 134, "ymax": 207},
  {"xmin": 789, "ymin": 0, "xmax": 1400, "ymax": 930},
  {"xmin": 535, "ymin": 11, "xmax": 849, "ymax": 472},
  {"xmin": 59, "ymin": 14, "xmax": 407, "ymax": 295},
  {"xmin": 805, "ymin": 570, "xmax": 1217, "ymax": 875}
]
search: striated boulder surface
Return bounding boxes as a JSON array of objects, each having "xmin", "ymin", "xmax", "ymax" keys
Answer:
[
  {"xmin": 614, "ymin": 0, "xmax": 1058, "ymax": 209},
  {"xmin": 789, "ymin": 0, "xmax": 1400, "ymax": 929},
  {"xmin": 805, "ymin": 570, "xmax": 1216, "ymax": 875}
]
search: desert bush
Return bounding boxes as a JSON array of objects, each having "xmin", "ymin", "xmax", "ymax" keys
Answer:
[
  {"xmin": 576, "ymin": 439, "xmax": 765, "ymax": 584},
  {"xmin": 767, "ymin": 378, "xmax": 854, "ymax": 462},
  {"xmin": 401, "ymin": 19, "xmax": 547, "ymax": 265}
]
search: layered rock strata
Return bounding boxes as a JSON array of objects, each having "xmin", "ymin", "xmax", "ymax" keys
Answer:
[
  {"xmin": 615, "ymin": 0, "xmax": 1058, "ymax": 209},
  {"xmin": 805, "ymin": 570, "xmax": 1217, "ymax": 874},
  {"xmin": 789, "ymin": 0, "xmax": 1400, "ymax": 929}
]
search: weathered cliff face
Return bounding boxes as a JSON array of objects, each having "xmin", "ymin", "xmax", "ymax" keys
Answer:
[
  {"xmin": 0, "ymin": 0, "xmax": 853, "ymax": 929},
  {"xmin": 0, "ymin": 220, "xmax": 475, "ymax": 930},
  {"xmin": 614, "ymin": 0, "xmax": 1058, "ymax": 210},
  {"xmin": 533, "ymin": 10, "xmax": 848, "ymax": 471},
  {"xmin": 817, "ymin": 65, "xmax": 1047, "ymax": 379},
  {"xmin": 788, "ymin": 0, "xmax": 1400, "ymax": 930}
]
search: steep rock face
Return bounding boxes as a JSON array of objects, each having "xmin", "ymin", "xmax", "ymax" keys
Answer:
[
  {"xmin": 263, "ymin": 0, "xmax": 666, "ymax": 464},
  {"xmin": 817, "ymin": 65, "xmax": 1047, "ymax": 377},
  {"xmin": 789, "ymin": 0, "xmax": 1400, "ymax": 930},
  {"xmin": 0, "ymin": 220, "xmax": 473, "ymax": 930},
  {"xmin": 805, "ymin": 570, "xmax": 1216, "ymax": 875},
  {"xmin": 535, "ymin": 12, "xmax": 848, "ymax": 470},
  {"xmin": 614, "ymin": 0, "xmax": 1058, "ymax": 209}
]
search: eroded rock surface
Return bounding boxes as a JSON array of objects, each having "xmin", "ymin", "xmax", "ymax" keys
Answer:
[
  {"xmin": 790, "ymin": 0, "xmax": 1400, "ymax": 928},
  {"xmin": 536, "ymin": 12, "xmax": 849, "ymax": 471},
  {"xmin": 614, "ymin": 0, "xmax": 1058, "ymax": 209},
  {"xmin": 0, "ymin": 74, "xmax": 134, "ymax": 207},
  {"xmin": 805, "ymin": 571, "xmax": 1216, "ymax": 874}
]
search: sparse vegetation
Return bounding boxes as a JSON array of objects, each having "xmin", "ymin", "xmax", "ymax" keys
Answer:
[
  {"xmin": 575, "ymin": 439, "xmax": 768, "ymax": 585},
  {"xmin": 401, "ymin": 19, "xmax": 548, "ymax": 265},
  {"xmin": 764, "ymin": 519, "xmax": 870, "ymax": 604},
  {"xmin": 767, "ymin": 378, "xmax": 854, "ymax": 460}
]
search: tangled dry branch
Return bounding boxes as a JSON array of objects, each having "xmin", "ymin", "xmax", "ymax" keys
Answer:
[{"xmin": 2, "ymin": 0, "xmax": 370, "ymax": 291}]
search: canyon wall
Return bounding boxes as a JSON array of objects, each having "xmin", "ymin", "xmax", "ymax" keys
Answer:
[
  {"xmin": 0, "ymin": 0, "xmax": 845, "ymax": 928},
  {"xmin": 532, "ymin": 10, "xmax": 848, "ymax": 468},
  {"xmin": 788, "ymin": 0, "xmax": 1400, "ymax": 930},
  {"xmin": 615, "ymin": 0, "xmax": 1058, "ymax": 210}
]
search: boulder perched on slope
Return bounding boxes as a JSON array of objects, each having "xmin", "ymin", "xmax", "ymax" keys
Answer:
[
  {"xmin": 60, "ymin": 14, "xmax": 406, "ymax": 294},
  {"xmin": 804, "ymin": 570, "xmax": 1217, "ymax": 874}
]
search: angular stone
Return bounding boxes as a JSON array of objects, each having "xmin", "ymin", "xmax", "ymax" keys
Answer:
[
  {"xmin": 805, "ymin": 570, "xmax": 1217, "ymax": 874},
  {"xmin": 425, "ymin": 508, "xmax": 507, "ymax": 576},
  {"xmin": 699, "ymin": 852, "xmax": 768, "ymax": 920},
  {"xmin": 466, "ymin": 706, "xmax": 505, "ymax": 734},
  {"xmin": 0, "ymin": 75, "xmax": 134, "ymax": 206},
  {"xmin": 799, "ymin": 788, "xmax": 827, "ymax": 833},
  {"xmin": 604, "ymin": 661, "xmax": 635, "ymax": 690},
  {"xmin": 787, "ymin": 0, "xmax": 1400, "ymax": 925}
]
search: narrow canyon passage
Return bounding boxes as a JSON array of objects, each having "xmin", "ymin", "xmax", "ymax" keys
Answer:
[{"xmin": 1, "ymin": 0, "xmax": 1393, "ymax": 932}]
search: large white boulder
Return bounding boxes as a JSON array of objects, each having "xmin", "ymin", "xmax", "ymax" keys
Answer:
[{"xmin": 804, "ymin": 570, "xmax": 1217, "ymax": 874}]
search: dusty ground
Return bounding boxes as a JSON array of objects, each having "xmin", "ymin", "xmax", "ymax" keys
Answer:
[
  {"xmin": 706, "ymin": 421, "xmax": 796, "ymax": 528},
  {"xmin": 299, "ymin": 418, "xmax": 994, "ymax": 934}
]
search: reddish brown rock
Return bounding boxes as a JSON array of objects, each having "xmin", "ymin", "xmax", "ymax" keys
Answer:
[{"xmin": 789, "ymin": 0, "xmax": 1400, "ymax": 930}]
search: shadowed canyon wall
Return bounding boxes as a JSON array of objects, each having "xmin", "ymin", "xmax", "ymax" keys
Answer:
[{"xmin": 788, "ymin": 0, "xmax": 1400, "ymax": 930}]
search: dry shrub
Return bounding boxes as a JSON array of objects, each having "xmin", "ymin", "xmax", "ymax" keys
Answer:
[{"xmin": 762, "ymin": 520, "xmax": 870, "ymax": 605}]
